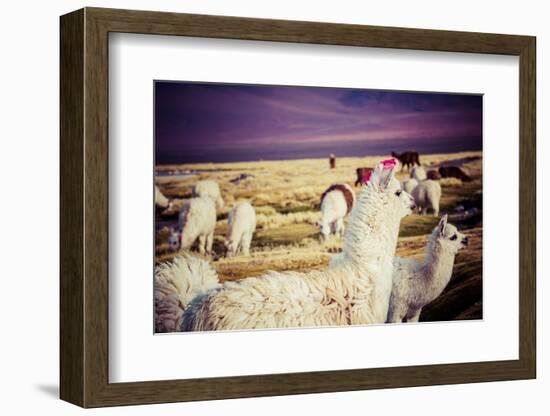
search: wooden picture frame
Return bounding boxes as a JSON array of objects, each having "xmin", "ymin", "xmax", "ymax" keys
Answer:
[{"xmin": 60, "ymin": 7, "xmax": 536, "ymax": 408}]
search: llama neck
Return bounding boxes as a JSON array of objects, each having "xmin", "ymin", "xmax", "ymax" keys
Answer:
[
  {"xmin": 341, "ymin": 186, "xmax": 401, "ymax": 273},
  {"xmin": 420, "ymin": 236, "xmax": 457, "ymax": 299}
]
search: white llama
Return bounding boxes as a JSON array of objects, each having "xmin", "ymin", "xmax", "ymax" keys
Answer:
[
  {"xmin": 177, "ymin": 160, "xmax": 415, "ymax": 331},
  {"xmin": 178, "ymin": 197, "xmax": 217, "ymax": 254},
  {"xmin": 411, "ymin": 179, "xmax": 442, "ymax": 216},
  {"xmin": 225, "ymin": 201, "xmax": 256, "ymax": 257},
  {"xmin": 318, "ymin": 183, "xmax": 355, "ymax": 240},
  {"xmin": 387, "ymin": 215, "xmax": 468, "ymax": 323},
  {"xmin": 193, "ymin": 180, "xmax": 225, "ymax": 210}
]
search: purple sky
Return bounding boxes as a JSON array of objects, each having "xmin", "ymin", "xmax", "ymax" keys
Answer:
[{"xmin": 155, "ymin": 82, "xmax": 482, "ymax": 164}]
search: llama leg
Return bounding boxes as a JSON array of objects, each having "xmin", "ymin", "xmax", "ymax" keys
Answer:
[
  {"xmin": 241, "ymin": 232, "xmax": 252, "ymax": 256},
  {"xmin": 231, "ymin": 233, "xmax": 241, "ymax": 256},
  {"xmin": 197, "ymin": 235, "xmax": 206, "ymax": 255},
  {"xmin": 406, "ymin": 309, "xmax": 422, "ymax": 323},
  {"xmin": 387, "ymin": 301, "xmax": 408, "ymax": 323},
  {"xmin": 340, "ymin": 218, "xmax": 345, "ymax": 237},
  {"xmin": 330, "ymin": 221, "xmax": 337, "ymax": 238},
  {"xmin": 206, "ymin": 232, "xmax": 214, "ymax": 255}
]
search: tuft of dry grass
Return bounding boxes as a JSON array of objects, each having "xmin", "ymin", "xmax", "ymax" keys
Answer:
[{"xmin": 256, "ymin": 211, "xmax": 319, "ymax": 230}]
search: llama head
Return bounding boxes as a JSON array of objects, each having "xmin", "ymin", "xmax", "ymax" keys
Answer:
[
  {"xmin": 168, "ymin": 228, "xmax": 181, "ymax": 252},
  {"xmin": 434, "ymin": 214, "xmax": 468, "ymax": 253},
  {"xmin": 367, "ymin": 159, "xmax": 415, "ymax": 219}
]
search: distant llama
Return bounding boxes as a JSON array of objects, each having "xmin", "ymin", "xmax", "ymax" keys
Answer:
[
  {"xmin": 391, "ymin": 151, "xmax": 421, "ymax": 171},
  {"xmin": 438, "ymin": 166, "xmax": 472, "ymax": 182},
  {"xmin": 225, "ymin": 201, "xmax": 256, "ymax": 257},
  {"xmin": 411, "ymin": 180, "xmax": 442, "ymax": 216},
  {"xmin": 177, "ymin": 197, "xmax": 217, "ymax": 254},
  {"xmin": 193, "ymin": 180, "xmax": 225, "ymax": 209},
  {"xmin": 387, "ymin": 215, "xmax": 468, "ymax": 323},
  {"xmin": 354, "ymin": 167, "xmax": 373, "ymax": 186},
  {"xmin": 155, "ymin": 159, "xmax": 415, "ymax": 331},
  {"xmin": 318, "ymin": 183, "xmax": 355, "ymax": 240},
  {"xmin": 329, "ymin": 153, "xmax": 336, "ymax": 169},
  {"xmin": 426, "ymin": 169, "xmax": 442, "ymax": 180}
]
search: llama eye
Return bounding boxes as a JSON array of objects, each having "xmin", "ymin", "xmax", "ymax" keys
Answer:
[
  {"xmin": 450, "ymin": 234, "xmax": 457, "ymax": 241},
  {"xmin": 395, "ymin": 190, "xmax": 402, "ymax": 196}
]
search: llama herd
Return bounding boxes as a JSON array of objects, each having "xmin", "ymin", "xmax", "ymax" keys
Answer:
[
  {"xmin": 155, "ymin": 157, "xmax": 471, "ymax": 332},
  {"xmin": 159, "ymin": 180, "xmax": 258, "ymax": 257},
  {"xmin": 321, "ymin": 162, "xmax": 447, "ymax": 240}
]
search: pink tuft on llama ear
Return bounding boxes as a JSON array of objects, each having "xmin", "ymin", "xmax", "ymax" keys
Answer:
[
  {"xmin": 381, "ymin": 158, "xmax": 398, "ymax": 170},
  {"xmin": 374, "ymin": 158, "xmax": 396, "ymax": 189}
]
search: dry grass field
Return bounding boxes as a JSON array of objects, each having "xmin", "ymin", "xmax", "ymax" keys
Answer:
[{"xmin": 155, "ymin": 151, "xmax": 482, "ymax": 322}]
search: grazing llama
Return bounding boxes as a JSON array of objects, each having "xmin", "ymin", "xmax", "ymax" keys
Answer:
[
  {"xmin": 175, "ymin": 160, "xmax": 415, "ymax": 331},
  {"xmin": 193, "ymin": 180, "xmax": 225, "ymax": 210},
  {"xmin": 225, "ymin": 201, "xmax": 257, "ymax": 257},
  {"xmin": 387, "ymin": 215, "xmax": 468, "ymax": 323},
  {"xmin": 318, "ymin": 183, "xmax": 355, "ymax": 240},
  {"xmin": 177, "ymin": 197, "xmax": 217, "ymax": 254},
  {"xmin": 426, "ymin": 169, "xmax": 442, "ymax": 180},
  {"xmin": 355, "ymin": 167, "xmax": 374, "ymax": 186},
  {"xmin": 391, "ymin": 151, "xmax": 420, "ymax": 171},
  {"xmin": 411, "ymin": 180, "xmax": 442, "ymax": 216},
  {"xmin": 438, "ymin": 166, "xmax": 472, "ymax": 182}
]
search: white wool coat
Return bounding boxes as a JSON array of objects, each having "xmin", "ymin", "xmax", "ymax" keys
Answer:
[
  {"xmin": 411, "ymin": 179, "xmax": 441, "ymax": 216},
  {"xmin": 193, "ymin": 180, "xmax": 225, "ymax": 210},
  {"xmin": 178, "ymin": 197, "xmax": 217, "ymax": 254},
  {"xmin": 154, "ymin": 254, "xmax": 220, "ymax": 332},
  {"xmin": 226, "ymin": 201, "xmax": 256, "ymax": 256},
  {"xmin": 181, "ymin": 163, "xmax": 415, "ymax": 331},
  {"xmin": 387, "ymin": 216, "xmax": 467, "ymax": 323}
]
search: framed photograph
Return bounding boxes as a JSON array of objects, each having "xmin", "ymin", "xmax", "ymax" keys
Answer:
[{"xmin": 60, "ymin": 7, "xmax": 536, "ymax": 408}]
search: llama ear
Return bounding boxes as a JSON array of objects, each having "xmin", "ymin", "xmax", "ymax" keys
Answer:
[
  {"xmin": 438, "ymin": 214, "xmax": 448, "ymax": 234},
  {"xmin": 381, "ymin": 168, "xmax": 394, "ymax": 189},
  {"xmin": 374, "ymin": 163, "xmax": 395, "ymax": 189}
]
